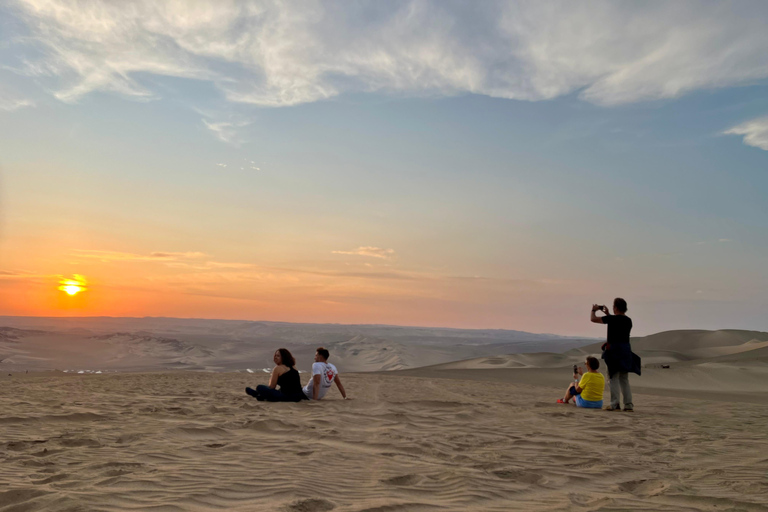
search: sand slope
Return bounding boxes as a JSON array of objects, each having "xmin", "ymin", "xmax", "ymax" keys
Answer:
[{"xmin": 2, "ymin": 371, "xmax": 768, "ymax": 511}]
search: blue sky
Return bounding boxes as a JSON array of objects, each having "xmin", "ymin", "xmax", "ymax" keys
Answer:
[{"xmin": 1, "ymin": 1, "xmax": 767, "ymax": 335}]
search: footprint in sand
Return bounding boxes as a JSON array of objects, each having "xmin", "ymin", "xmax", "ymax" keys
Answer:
[
  {"xmin": 32, "ymin": 473, "xmax": 68, "ymax": 485},
  {"xmin": 618, "ymin": 479, "xmax": 670, "ymax": 497},
  {"xmin": 59, "ymin": 438, "xmax": 101, "ymax": 448},
  {"xmin": 380, "ymin": 474, "xmax": 422, "ymax": 486},
  {"xmin": 286, "ymin": 498, "xmax": 335, "ymax": 511},
  {"xmin": 493, "ymin": 469, "xmax": 547, "ymax": 485}
]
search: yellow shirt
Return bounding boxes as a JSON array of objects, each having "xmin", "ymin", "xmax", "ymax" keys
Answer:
[{"xmin": 578, "ymin": 372, "xmax": 605, "ymax": 402}]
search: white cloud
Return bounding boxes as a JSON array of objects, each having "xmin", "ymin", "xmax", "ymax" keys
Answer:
[
  {"xmin": 333, "ymin": 246, "xmax": 395, "ymax": 259},
  {"xmin": 6, "ymin": 1, "xmax": 768, "ymax": 109},
  {"xmin": 202, "ymin": 119, "xmax": 249, "ymax": 145},
  {"xmin": 723, "ymin": 116, "xmax": 768, "ymax": 151}
]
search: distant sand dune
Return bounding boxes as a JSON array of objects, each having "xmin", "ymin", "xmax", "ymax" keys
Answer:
[{"xmin": 0, "ymin": 319, "xmax": 590, "ymax": 373}]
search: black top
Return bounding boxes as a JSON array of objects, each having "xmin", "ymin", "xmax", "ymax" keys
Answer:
[
  {"xmin": 604, "ymin": 314, "xmax": 632, "ymax": 344},
  {"xmin": 601, "ymin": 315, "xmax": 640, "ymax": 377},
  {"xmin": 276, "ymin": 368, "xmax": 304, "ymax": 397}
]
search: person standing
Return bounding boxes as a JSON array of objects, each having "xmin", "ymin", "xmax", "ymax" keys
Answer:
[{"xmin": 591, "ymin": 298, "xmax": 640, "ymax": 412}]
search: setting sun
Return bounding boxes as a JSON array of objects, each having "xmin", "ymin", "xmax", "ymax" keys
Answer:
[
  {"xmin": 58, "ymin": 275, "xmax": 88, "ymax": 296},
  {"xmin": 62, "ymin": 285, "xmax": 82, "ymax": 296}
]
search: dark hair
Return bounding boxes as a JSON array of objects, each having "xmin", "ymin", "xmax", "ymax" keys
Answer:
[
  {"xmin": 613, "ymin": 297, "xmax": 628, "ymax": 313},
  {"xmin": 586, "ymin": 356, "xmax": 600, "ymax": 371},
  {"xmin": 316, "ymin": 347, "xmax": 330, "ymax": 360},
  {"xmin": 276, "ymin": 348, "xmax": 296, "ymax": 368}
]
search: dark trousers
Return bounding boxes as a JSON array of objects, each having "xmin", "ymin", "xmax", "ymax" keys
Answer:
[{"xmin": 246, "ymin": 385, "xmax": 306, "ymax": 402}]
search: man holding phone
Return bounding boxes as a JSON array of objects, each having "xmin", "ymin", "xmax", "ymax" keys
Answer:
[{"xmin": 592, "ymin": 298, "xmax": 639, "ymax": 412}]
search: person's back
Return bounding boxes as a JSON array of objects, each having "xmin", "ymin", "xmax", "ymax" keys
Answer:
[
  {"xmin": 277, "ymin": 368, "xmax": 304, "ymax": 398},
  {"xmin": 577, "ymin": 370, "xmax": 605, "ymax": 403},
  {"xmin": 303, "ymin": 347, "xmax": 348, "ymax": 401},
  {"xmin": 303, "ymin": 360, "xmax": 338, "ymax": 400}
]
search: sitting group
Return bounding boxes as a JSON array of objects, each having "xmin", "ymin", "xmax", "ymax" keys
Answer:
[{"xmin": 245, "ymin": 347, "xmax": 348, "ymax": 402}]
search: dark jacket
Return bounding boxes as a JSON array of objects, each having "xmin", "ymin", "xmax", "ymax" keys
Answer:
[{"xmin": 601, "ymin": 341, "xmax": 641, "ymax": 377}]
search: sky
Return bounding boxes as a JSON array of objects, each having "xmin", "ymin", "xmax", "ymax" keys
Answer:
[{"xmin": 1, "ymin": 0, "xmax": 767, "ymax": 336}]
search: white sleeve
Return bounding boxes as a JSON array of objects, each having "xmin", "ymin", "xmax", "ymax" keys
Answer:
[{"xmin": 311, "ymin": 362, "xmax": 324, "ymax": 375}]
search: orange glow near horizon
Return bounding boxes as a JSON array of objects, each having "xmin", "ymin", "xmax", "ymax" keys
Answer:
[{"xmin": 58, "ymin": 275, "xmax": 88, "ymax": 297}]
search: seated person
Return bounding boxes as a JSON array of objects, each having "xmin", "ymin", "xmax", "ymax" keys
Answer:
[
  {"xmin": 557, "ymin": 356, "xmax": 604, "ymax": 409},
  {"xmin": 246, "ymin": 348, "xmax": 307, "ymax": 402},
  {"xmin": 302, "ymin": 347, "xmax": 348, "ymax": 401}
]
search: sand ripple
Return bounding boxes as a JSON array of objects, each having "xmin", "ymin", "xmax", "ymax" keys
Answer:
[{"xmin": 2, "ymin": 372, "xmax": 768, "ymax": 511}]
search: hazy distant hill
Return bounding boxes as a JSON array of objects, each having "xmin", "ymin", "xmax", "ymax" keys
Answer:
[
  {"xmin": 419, "ymin": 329, "xmax": 768, "ymax": 372},
  {"xmin": 0, "ymin": 316, "xmax": 593, "ymax": 373}
]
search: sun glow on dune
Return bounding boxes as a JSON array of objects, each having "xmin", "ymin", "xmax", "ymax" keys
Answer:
[{"xmin": 58, "ymin": 275, "xmax": 88, "ymax": 296}]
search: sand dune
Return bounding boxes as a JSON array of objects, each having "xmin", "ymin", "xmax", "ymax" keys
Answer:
[
  {"xmin": 428, "ymin": 329, "xmax": 768, "ymax": 372},
  {"xmin": 567, "ymin": 329, "xmax": 768, "ymax": 363},
  {"xmin": 0, "ymin": 317, "xmax": 591, "ymax": 373},
  {"xmin": 2, "ymin": 371, "xmax": 767, "ymax": 511}
]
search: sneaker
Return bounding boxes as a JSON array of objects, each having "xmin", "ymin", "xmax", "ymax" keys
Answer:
[
  {"xmin": 604, "ymin": 405, "xmax": 621, "ymax": 411},
  {"xmin": 623, "ymin": 407, "xmax": 634, "ymax": 412}
]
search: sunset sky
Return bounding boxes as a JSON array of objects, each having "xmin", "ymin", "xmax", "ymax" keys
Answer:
[{"xmin": 1, "ymin": 1, "xmax": 767, "ymax": 336}]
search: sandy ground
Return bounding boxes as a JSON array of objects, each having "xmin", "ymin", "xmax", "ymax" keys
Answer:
[{"xmin": 2, "ymin": 371, "xmax": 768, "ymax": 511}]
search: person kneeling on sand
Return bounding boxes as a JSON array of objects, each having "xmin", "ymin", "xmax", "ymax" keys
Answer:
[
  {"xmin": 557, "ymin": 356, "xmax": 604, "ymax": 408},
  {"xmin": 245, "ymin": 348, "xmax": 307, "ymax": 402},
  {"xmin": 303, "ymin": 347, "xmax": 349, "ymax": 401}
]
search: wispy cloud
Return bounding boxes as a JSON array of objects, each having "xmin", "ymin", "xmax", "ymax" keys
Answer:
[
  {"xmin": 202, "ymin": 119, "xmax": 250, "ymax": 145},
  {"xmin": 332, "ymin": 246, "xmax": 395, "ymax": 259},
  {"xmin": 0, "ymin": 269, "xmax": 39, "ymax": 278},
  {"xmin": 0, "ymin": 87, "xmax": 34, "ymax": 111},
  {"xmin": 6, "ymin": 1, "xmax": 768, "ymax": 109},
  {"xmin": 73, "ymin": 250, "xmax": 207, "ymax": 262},
  {"xmin": 723, "ymin": 116, "xmax": 768, "ymax": 151}
]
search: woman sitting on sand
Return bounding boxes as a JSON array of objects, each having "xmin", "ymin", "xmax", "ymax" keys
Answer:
[
  {"xmin": 246, "ymin": 348, "xmax": 307, "ymax": 402},
  {"xmin": 557, "ymin": 356, "xmax": 604, "ymax": 408}
]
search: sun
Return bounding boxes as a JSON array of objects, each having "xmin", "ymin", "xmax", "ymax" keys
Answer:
[
  {"xmin": 58, "ymin": 275, "xmax": 88, "ymax": 296},
  {"xmin": 62, "ymin": 284, "xmax": 83, "ymax": 296}
]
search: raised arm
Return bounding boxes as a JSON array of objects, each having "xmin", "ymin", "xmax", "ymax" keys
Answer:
[
  {"xmin": 334, "ymin": 375, "xmax": 347, "ymax": 399},
  {"xmin": 591, "ymin": 304, "xmax": 608, "ymax": 324}
]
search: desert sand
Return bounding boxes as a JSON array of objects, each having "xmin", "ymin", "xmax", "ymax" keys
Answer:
[
  {"xmin": 3, "ymin": 324, "xmax": 768, "ymax": 510},
  {"xmin": 2, "ymin": 369, "xmax": 768, "ymax": 512}
]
